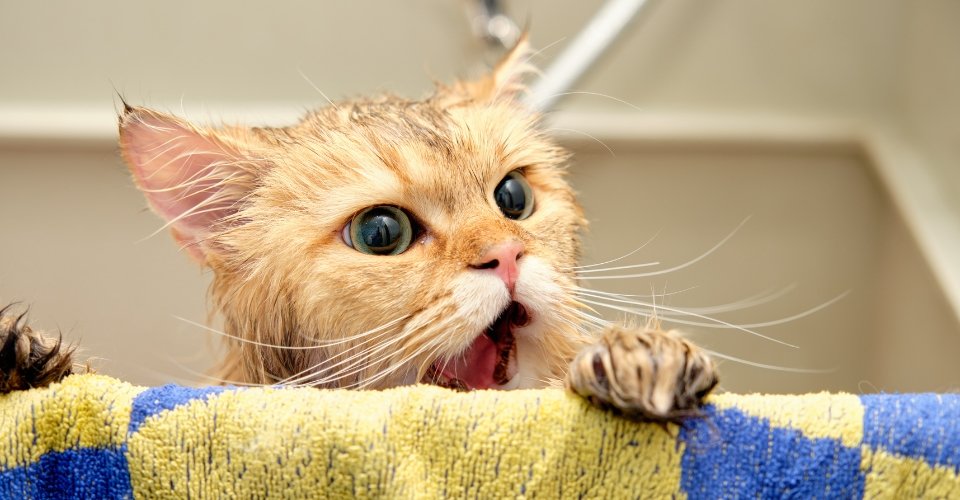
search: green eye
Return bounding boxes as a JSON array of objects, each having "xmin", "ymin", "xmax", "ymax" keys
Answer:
[
  {"xmin": 345, "ymin": 206, "xmax": 413, "ymax": 255},
  {"xmin": 494, "ymin": 170, "xmax": 534, "ymax": 220}
]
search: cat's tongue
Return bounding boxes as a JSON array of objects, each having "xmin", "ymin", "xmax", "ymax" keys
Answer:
[
  {"xmin": 440, "ymin": 333, "xmax": 501, "ymax": 390},
  {"xmin": 432, "ymin": 303, "xmax": 524, "ymax": 390}
]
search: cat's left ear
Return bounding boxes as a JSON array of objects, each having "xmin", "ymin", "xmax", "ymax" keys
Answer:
[{"xmin": 457, "ymin": 33, "xmax": 536, "ymax": 103}]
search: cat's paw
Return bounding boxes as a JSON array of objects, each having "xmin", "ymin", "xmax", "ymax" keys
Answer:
[
  {"xmin": 566, "ymin": 324, "xmax": 717, "ymax": 422},
  {"xmin": 0, "ymin": 308, "xmax": 76, "ymax": 393}
]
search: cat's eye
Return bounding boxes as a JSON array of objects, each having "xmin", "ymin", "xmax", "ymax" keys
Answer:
[
  {"xmin": 494, "ymin": 170, "xmax": 534, "ymax": 220},
  {"xmin": 343, "ymin": 206, "xmax": 414, "ymax": 256}
]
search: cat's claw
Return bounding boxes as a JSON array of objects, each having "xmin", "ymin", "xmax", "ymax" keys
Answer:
[
  {"xmin": 566, "ymin": 325, "xmax": 718, "ymax": 422},
  {"xmin": 0, "ymin": 308, "xmax": 77, "ymax": 393}
]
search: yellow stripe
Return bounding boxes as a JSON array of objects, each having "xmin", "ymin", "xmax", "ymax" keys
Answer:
[
  {"xmin": 862, "ymin": 448, "xmax": 960, "ymax": 498},
  {"xmin": 0, "ymin": 374, "xmax": 141, "ymax": 469},
  {"xmin": 710, "ymin": 392, "xmax": 864, "ymax": 447},
  {"xmin": 127, "ymin": 386, "xmax": 685, "ymax": 498}
]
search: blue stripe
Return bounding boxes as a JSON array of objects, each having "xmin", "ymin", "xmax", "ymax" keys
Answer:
[
  {"xmin": 0, "ymin": 447, "xmax": 131, "ymax": 499},
  {"xmin": 861, "ymin": 393, "xmax": 960, "ymax": 472},
  {"xmin": 129, "ymin": 384, "xmax": 230, "ymax": 434},
  {"xmin": 679, "ymin": 405, "xmax": 864, "ymax": 499}
]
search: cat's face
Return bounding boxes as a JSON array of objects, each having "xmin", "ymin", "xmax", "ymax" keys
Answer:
[{"xmin": 120, "ymin": 41, "xmax": 588, "ymax": 389}]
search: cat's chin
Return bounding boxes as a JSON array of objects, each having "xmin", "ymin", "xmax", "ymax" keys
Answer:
[{"xmin": 421, "ymin": 301, "xmax": 530, "ymax": 391}]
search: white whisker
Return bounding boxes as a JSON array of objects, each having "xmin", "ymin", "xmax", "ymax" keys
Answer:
[
  {"xmin": 339, "ymin": 333, "xmax": 450, "ymax": 389},
  {"xmin": 575, "ymin": 260, "xmax": 661, "ymax": 274},
  {"xmin": 545, "ymin": 127, "xmax": 616, "ymax": 157},
  {"xmin": 542, "ymin": 91, "xmax": 643, "ymax": 112},
  {"xmin": 525, "ymin": 37, "xmax": 568, "ymax": 63},
  {"xmin": 578, "ymin": 217, "xmax": 751, "ymax": 280},
  {"xmin": 568, "ymin": 231, "xmax": 660, "ymax": 270},
  {"xmin": 556, "ymin": 303, "xmax": 606, "ymax": 332},
  {"xmin": 570, "ymin": 284, "xmax": 796, "ymax": 316},
  {"xmin": 677, "ymin": 285, "xmax": 797, "ymax": 315},
  {"xmin": 294, "ymin": 315, "xmax": 461, "ymax": 387},
  {"xmin": 163, "ymin": 360, "xmax": 271, "ymax": 387},
  {"xmin": 570, "ymin": 284, "xmax": 699, "ymax": 300},
  {"xmin": 703, "ymin": 349, "xmax": 835, "ymax": 374},
  {"xmin": 575, "ymin": 294, "xmax": 798, "ymax": 349},
  {"xmin": 279, "ymin": 320, "xmax": 416, "ymax": 386},
  {"xmin": 297, "ymin": 67, "xmax": 340, "ymax": 110},
  {"xmin": 574, "ymin": 286, "xmax": 848, "ymax": 331},
  {"xmin": 174, "ymin": 314, "xmax": 410, "ymax": 350},
  {"xmin": 722, "ymin": 291, "xmax": 850, "ymax": 329}
]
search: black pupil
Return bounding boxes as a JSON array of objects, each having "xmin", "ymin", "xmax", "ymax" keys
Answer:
[
  {"xmin": 359, "ymin": 209, "xmax": 402, "ymax": 253},
  {"xmin": 494, "ymin": 176, "xmax": 527, "ymax": 219}
]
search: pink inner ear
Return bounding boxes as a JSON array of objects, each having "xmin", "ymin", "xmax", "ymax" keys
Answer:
[{"xmin": 121, "ymin": 113, "xmax": 244, "ymax": 250}]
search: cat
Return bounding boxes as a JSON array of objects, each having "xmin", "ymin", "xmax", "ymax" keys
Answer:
[{"xmin": 0, "ymin": 38, "xmax": 717, "ymax": 421}]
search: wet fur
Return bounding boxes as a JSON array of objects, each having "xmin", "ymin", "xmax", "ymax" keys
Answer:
[
  {"xmin": 0, "ymin": 40, "xmax": 717, "ymax": 420},
  {"xmin": 0, "ymin": 306, "xmax": 76, "ymax": 394}
]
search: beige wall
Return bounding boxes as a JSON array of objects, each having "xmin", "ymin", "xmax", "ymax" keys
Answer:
[
  {"xmin": 1, "ymin": 1, "xmax": 958, "ymax": 392},
  {"xmin": 564, "ymin": 0, "xmax": 906, "ymax": 117},
  {"xmin": 0, "ymin": 1, "xmax": 919, "ymax": 115},
  {"xmin": 900, "ymin": 1, "xmax": 960, "ymax": 203}
]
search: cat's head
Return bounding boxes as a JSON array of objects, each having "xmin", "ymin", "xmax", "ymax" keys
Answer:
[{"xmin": 119, "ymin": 39, "xmax": 588, "ymax": 389}]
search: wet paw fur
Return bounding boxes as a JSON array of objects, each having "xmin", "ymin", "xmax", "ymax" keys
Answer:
[
  {"xmin": 0, "ymin": 307, "xmax": 76, "ymax": 393},
  {"xmin": 566, "ymin": 325, "xmax": 718, "ymax": 422}
]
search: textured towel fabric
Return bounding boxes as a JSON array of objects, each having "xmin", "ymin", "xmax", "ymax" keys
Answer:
[{"xmin": 0, "ymin": 375, "xmax": 958, "ymax": 499}]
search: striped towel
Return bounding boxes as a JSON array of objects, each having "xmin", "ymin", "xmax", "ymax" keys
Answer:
[{"xmin": 0, "ymin": 374, "xmax": 957, "ymax": 498}]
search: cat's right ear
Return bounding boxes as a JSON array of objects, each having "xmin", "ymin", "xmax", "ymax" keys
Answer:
[
  {"xmin": 488, "ymin": 32, "xmax": 536, "ymax": 100},
  {"xmin": 118, "ymin": 107, "xmax": 263, "ymax": 262},
  {"xmin": 443, "ymin": 33, "xmax": 536, "ymax": 105}
]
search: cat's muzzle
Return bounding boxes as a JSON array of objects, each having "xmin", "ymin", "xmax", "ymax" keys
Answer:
[{"xmin": 423, "ymin": 301, "xmax": 529, "ymax": 390}]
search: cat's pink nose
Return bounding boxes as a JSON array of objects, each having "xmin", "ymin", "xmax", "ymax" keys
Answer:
[{"xmin": 470, "ymin": 241, "xmax": 525, "ymax": 292}]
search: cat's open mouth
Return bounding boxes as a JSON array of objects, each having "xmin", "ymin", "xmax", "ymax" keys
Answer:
[{"xmin": 422, "ymin": 301, "xmax": 529, "ymax": 390}]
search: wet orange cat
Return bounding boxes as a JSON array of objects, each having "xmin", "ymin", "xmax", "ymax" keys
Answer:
[{"xmin": 0, "ymin": 39, "xmax": 716, "ymax": 420}]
